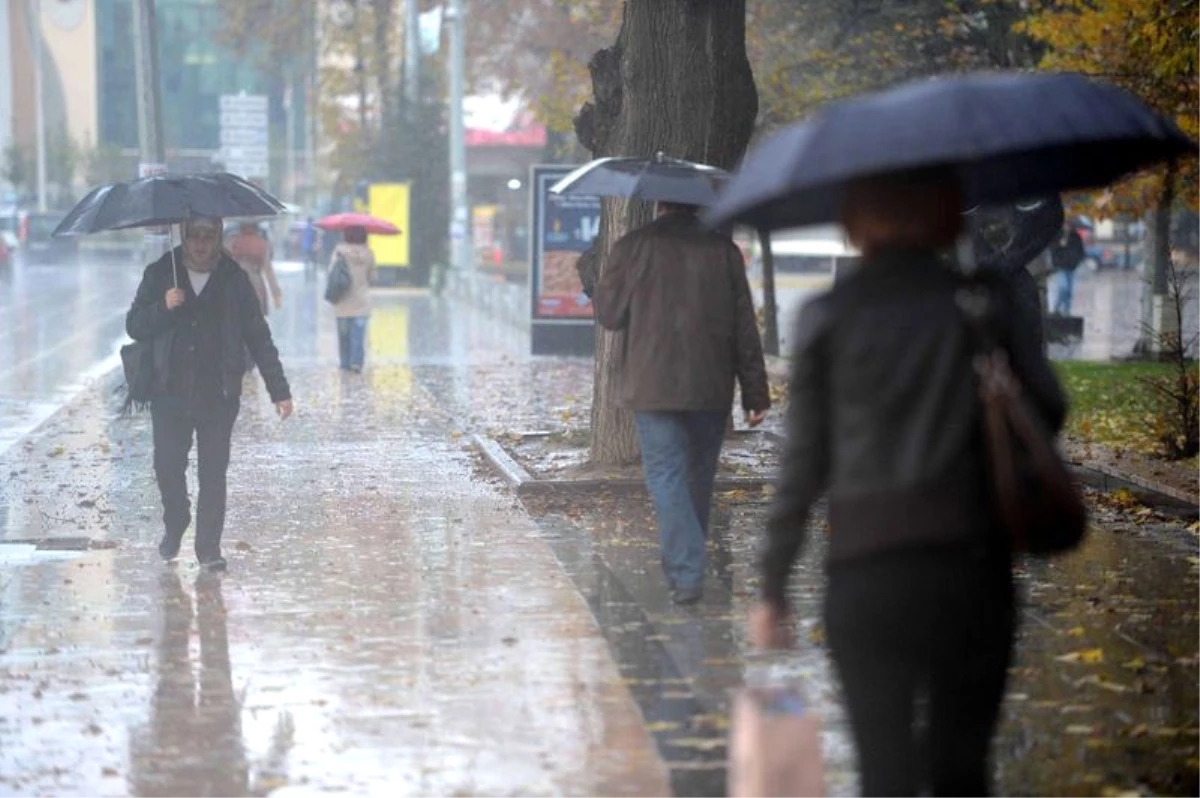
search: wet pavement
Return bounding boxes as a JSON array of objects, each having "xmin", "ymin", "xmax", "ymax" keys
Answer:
[{"xmin": 0, "ymin": 264, "xmax": 1197, "ymax": 796}]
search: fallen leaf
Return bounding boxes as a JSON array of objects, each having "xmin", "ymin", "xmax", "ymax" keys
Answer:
[
  {"xmin": 1066, "ymin": 626, "xmax": 1086, "ymax": 638},
  {"xmin": 1056, "ymin": 648, "xmax": 1104, "ymax": 664},
  {"xmin": 645, "ymin": 721, "xmax": 681, "ymax": 732},
  {"xmin": 668, "ymin": 737, "xmax": 725, "ymax": 751},
  {"xmin": 234, "ymin": 541, "xmax": 253, "ymax": 552},
  {"xmin": 101, "ymin": 767, "xmax": 119, "ymax": 778},
  {"xmin": 1065, "ymin": 724, "xmax": 1095, "ymax": 735},
  {"xmin": 1120, "ymin": 657, "xmax": 1147, "ymax": 671}
]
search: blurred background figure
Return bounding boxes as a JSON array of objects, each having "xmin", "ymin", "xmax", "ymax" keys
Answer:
[
  {"xmin": 228, "ymin": 221, "xmax": 282, "ymax": 318},
  {"xmin": 328, "ymin": 225, "xmax": 375, "ymax": 373}
]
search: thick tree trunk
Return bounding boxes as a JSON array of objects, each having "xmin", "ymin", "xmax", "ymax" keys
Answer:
[{"xmin": 574, "ymin": 0, "xmax": 758, "ymax": 466}]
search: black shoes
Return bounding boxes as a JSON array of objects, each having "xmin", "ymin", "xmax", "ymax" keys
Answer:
[
  {"xmin": 671, "ymin": 586, "xmax": 703, "ymax": 605},
  {"xmin": 199, "ymin": 556, "xmax": 228, "ymax": 573},
  {"xmin": 158, "ymin": 535, "xmax": 181, "ymax": 562}
]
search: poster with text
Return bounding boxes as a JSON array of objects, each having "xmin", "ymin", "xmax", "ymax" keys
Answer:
[{"xmin": 531, "ymin": 166, "xmax": 600, "ymax": 320}]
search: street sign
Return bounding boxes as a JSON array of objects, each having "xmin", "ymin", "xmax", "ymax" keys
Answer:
[
  {"xmin": 219, "ymin": 93, "xmax": 270, "ymax": 179},
  {"xmin": 219, "ymin": 94, "xmax": 268, "ymax": 112},
  {"xmin": 219, "ymin": 110, "xmax": 268, "ymax": 129},
  {"xmin": 219, "ymin": 128, "xmax": 268, "ymax": 146}
]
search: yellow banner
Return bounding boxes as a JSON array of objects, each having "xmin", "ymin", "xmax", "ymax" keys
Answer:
[{"xmin": 368, "ymin": 183, "xmax": 411, "ymax": 268}]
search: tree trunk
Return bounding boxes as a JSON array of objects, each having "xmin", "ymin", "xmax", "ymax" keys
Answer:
[
  {"xmin": 574, "ymin": 0, "xmax": 758, "ymax": 466},
  {"xmin": 1138, "ymin": 163, "xmax": 1177, "ymax": 355},
  {"xmin": 759, "ymin": 228, "xmax": 779, "ymax": 356}
]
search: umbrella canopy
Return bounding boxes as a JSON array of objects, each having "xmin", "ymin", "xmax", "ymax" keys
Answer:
[
  {"xmin": 314, "ymin": 212, "xmax": 400, "ymax": 235},
  {"xmin": 704, "ymin": 71, "xmax": 1196, "ymax": 232},
  {"xmin": 551, "ymin": 153, "xmax": 728, "ymax": 205},
  {"xmin": 53, "ymin": 172, "xmax": 285, "ymax": 236}
]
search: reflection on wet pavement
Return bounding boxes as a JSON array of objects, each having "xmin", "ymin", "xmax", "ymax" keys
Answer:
[{"xmin": 0, "ymin": 266, "xmax": 1196, "ymax": 796}]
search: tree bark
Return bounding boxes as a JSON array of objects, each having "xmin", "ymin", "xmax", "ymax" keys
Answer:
[
  {"xmin": 574, "ymin": 0, "xmax": 758, "ymax": 466},
  {"xmin": 759, "ymin": 228, "xmax": 779, "ymax": 356}
]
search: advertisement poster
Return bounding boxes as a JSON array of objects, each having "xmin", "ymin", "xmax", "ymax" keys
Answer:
[
  {"xmin": 367, "ymin": 182, "xmax": 410, "ymax": 268},
  {"xmin": 531, "ymin": 166, "xmax": 600, "ymax": 320}
]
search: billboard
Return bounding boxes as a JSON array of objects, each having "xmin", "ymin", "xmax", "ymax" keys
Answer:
[
  {"xmin": 367, "ymin": 182, "xmax": 411, "ymax": 269},
  {"xmin": 531, "ymin": 165, "xmax": 600, "ymax": 320}
]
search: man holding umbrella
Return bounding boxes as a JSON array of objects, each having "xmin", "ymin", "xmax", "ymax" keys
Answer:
[
  {"xmin": 594, "ymin": 199, "xmax": 771, "ymax": 605},
  {"xmin": 126, "ymin": 216, "xmax": 293, "ymax": 571}
]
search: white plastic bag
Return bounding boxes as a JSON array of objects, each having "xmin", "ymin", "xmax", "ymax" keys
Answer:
[{"xmin": 728, "ymin": 666, "xmax": 825, "ymax": 797}]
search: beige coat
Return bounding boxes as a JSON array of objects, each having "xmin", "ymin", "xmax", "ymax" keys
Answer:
[{"xmin": 330, "ymin": 242, "xmax": 375, "ymax": 318}]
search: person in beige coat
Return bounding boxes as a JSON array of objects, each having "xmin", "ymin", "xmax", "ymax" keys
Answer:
[{"xmin": 330, "ymin": 226, "xmax": 375, "ymax": 372}]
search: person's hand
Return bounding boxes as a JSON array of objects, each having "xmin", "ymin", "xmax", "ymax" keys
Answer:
[
  {"xmin": 165, "ymin": 288, "xmax": 185, "ymax": 310},
  {"xmin": 273, "ymin": 295, "xmax": 283, "ymax": 310},
  {"xmin": 749, "ymin": 601, "xmax": 793, "ymax": 650},
  {"xmin": 745, "ymin": 408, "xmax": 769, "ymax": 428},
  {"xmin": 275, "ymin": 399, "xmax": 294, "ymax": 420}
]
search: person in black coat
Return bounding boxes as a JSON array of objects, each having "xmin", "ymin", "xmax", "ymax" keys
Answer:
[
  {"xmin": 126, "ymin": 217, "xmax": 293, "ymax": 571},
  {"xmin": 750, "ymin": 170, "xmax": 1066, "ymax": 796}
]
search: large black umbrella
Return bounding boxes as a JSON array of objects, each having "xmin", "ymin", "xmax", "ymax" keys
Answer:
[
  {"xmin": 704, "ymin": 71, "xmax": 1196, "ymax": 231},
  {"xmin": 52, "ymin": 172, "xmax": 285, "ymax": 237},
  {"xmin": 551, "ymin": 153, "xmax": 728, "ymax": 205}
]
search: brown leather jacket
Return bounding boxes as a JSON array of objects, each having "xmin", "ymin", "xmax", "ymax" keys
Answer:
[{"xmin": 594, "ymin": 211, "xmax": 770, "ymax": 413}]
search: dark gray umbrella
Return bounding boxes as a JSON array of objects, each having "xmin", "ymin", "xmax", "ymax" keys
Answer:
[
  {"xmin": 52, "ymin": 172, "xmax": 285, "ymax": 237},
  {"xmin": 704, "ymin": 71, "xmax": 1196, "ymax": 231},
  {"xmin": 550, "ymin": 153, "xmax": 728, "ymax": 205}
]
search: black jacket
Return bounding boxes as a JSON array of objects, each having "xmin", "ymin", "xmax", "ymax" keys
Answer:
[
  {"xmin": 761, "ymin": 250, "xmax": 1066, "ymax": 608},
  {"xmin": 126, "ymin": 248, "xmax": 291, "ymax": 405}
]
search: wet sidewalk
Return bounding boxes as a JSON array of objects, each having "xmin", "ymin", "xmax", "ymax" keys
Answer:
[
  {"xmin": 0, "ymin": 281, "xmax": 667, "ymax": 796},
  {"xmin": 1, "ymin": 271, "xmax": 1197, "ymax": 796}
]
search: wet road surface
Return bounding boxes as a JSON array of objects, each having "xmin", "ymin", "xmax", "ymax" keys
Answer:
[{"xmin": 0, "ymin": 264, "xmax": 1196, "ymax": 795}]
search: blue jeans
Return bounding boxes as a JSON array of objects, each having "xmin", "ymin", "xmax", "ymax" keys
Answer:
[
  {"xmin": 337, "ymin": 316, "xmax": 368, "ymax": 369},
  {"xmin": 1052, "ymin": 269, "xmax": 1075, "ymax": 315},
  {"xmin": 635, "ymin": 411, "xmax": 728, "ymax": 591}
]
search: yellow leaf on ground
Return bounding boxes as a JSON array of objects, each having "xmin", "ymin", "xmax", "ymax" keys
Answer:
[
  {"xmin": 1066, "ymin": 724, "xmax": 1095, "ymax": 735},
  {"xmin": 645, "ymin": 721, "xmax": 681, "ymax": 732},
  {"xmin": 1120, "ymin": 657, "xmax": 1147, "ymax": 671},
  {"xmin": 1066, "ymin": 626, "xmax": 1086, "ymax": 638},
  {"xmin": 1057, "ymin": 648, "xmax": 1105, "ymax": 664}
]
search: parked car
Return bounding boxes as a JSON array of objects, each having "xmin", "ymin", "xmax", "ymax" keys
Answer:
[{"xmin": 19, "ymin": 211, "xmax": 78, "ymax": 264}]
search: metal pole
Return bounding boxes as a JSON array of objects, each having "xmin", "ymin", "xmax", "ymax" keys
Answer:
[
  {"xmin": 131, "ymin": 0, "xmax": 165, "ymax": 165},
  {"xmin": 404, "ymin": 0, "xmax": 419, "ymax": 107},
  {"xmin": 285, "ymin": 79, "xmax": 295, "ymax": 201},
  {"xmin": 131, "ymin": 0, "xmax": 167, "ymax": 261},
  {"xmin": 31, "ymin": 0, "xmax": 46, "ymax": 211},
  {"xmin": 306, "ymin": 2, "xmax": 318, "ymax": 210},
  {"xmin": 446, "ymin": 0, "xmax": 469, "ymax": 272}
]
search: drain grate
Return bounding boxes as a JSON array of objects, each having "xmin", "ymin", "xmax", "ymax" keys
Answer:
[{"xmin": 0, "ymin": 537, "xmax": 119, "ymax": 551}]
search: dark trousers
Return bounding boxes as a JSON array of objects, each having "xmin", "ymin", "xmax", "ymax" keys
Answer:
[
  {"xmin": 824, "ymin": 547, "xmax": 1015, "ymax": 797},
  {"xmin": 151, "ymin": 398, "xmax": 240, "ymax": 561}
]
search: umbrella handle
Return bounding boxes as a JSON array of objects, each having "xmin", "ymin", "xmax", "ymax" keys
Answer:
[{"xmin": 169, "ymin": 225, "xmax": 178, "ymax": 289}]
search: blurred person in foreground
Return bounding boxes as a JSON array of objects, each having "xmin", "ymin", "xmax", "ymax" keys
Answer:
[
  {"xmin": 750, "ymin": 170, "xmax": 1066, "ymax": 795},
  {"xmin": 327, "ymin": 225, "xmax": 376, "ymax": 373},
  {"xmin": 126, "ymin": 217, "xmax": 293, "ymax": 571},
  {"xmin": 594, "ymin": 201, "xmax": 770, "ymax": 605}
]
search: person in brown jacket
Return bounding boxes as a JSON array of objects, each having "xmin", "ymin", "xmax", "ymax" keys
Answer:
[
  {"xmin": 595, "ymin": 202, "xmax": 770, "ymax": 604},
  {"xmin": 328, "ymin": 226, "xmax": 376, "ymax": 372}
]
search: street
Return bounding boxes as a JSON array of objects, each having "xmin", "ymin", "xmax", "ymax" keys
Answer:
[{"xmin": 0, "ymin": 260, "xmax": 1196, "ymax": 796}]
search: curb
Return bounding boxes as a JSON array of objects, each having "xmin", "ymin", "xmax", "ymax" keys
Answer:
[{"xmin": 473, "ymin": 434, "xmax": 773, "ymax": 497}]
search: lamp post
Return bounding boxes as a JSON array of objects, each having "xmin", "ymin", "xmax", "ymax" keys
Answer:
[{"xmin": 445, "ymin": 0, "xmax": 469, "ymax": 273}]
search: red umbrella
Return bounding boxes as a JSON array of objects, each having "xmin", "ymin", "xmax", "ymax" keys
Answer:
[{"xmin": 314, "ymin": 212, "xmax": 400, "ymax": 235}]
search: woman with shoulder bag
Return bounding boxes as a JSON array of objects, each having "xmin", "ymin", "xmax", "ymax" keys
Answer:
[
  {"xmin": 327, "ymin": 225, "xmax": 375, "ymax": 373},
  {"xmin": 750, "ymin": 169, "xmax": 1068, "ymax": 796}
]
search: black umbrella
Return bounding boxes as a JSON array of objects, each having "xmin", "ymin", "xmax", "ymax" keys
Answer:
[
  {"xmin": 52, "ymin": 172, "xmax": 285, "ymax": 237},
  {"xmin": 704, "ymin": 71, "xmax": 1196, "ymax": 232},
  {"xmin": 550, "ymin": 152, "xmax": 728, "ymax": 206}
]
